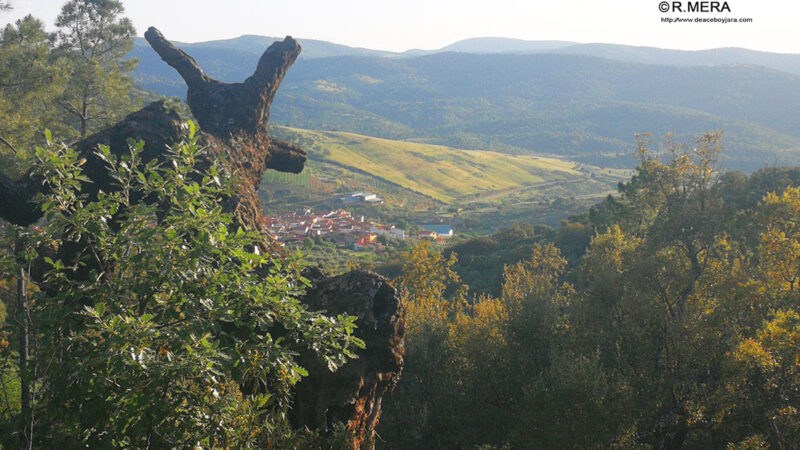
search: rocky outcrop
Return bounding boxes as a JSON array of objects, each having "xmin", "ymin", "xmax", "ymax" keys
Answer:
[{"xmin": 0, "ymin": 27, "xmax": 404, "ymax": 449}]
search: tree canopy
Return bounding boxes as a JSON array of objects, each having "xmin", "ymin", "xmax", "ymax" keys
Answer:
[{"xmin": 379, "ymin": 132, "xmax": 800, "ymax": 448}]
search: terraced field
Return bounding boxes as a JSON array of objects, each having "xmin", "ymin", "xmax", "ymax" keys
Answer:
[{"xmin": 272, "ymin": 127, "xmax": 626, "ymax": 203}]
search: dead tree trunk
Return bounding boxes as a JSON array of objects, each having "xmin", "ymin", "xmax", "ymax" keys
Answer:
[
  {"xmin": 145, "ymin": 29, "xmax": 404, "ymax": 447},
  {"xmin": 144, "ymin": 26, "xmax": 308, "ymax": 233}
]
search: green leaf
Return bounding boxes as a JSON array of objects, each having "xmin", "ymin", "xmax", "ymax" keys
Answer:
[{"xmin": 255, "ymin": 394, "xmax": 271, "ymax": 408}]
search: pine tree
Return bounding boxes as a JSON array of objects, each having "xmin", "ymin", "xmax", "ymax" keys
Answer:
[
  {"xmin": 0, "ymin": 15, "xmax": 63, "ymax": 177},
  {"xmin": 54, "ymin": 0, "xmax": 137, "ymax": 138}
]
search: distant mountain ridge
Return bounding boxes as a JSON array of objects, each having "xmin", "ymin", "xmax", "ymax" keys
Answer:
[
  {"xmin": 131, "ymin": 35, "xmax": 800, "ymax": 172},
  {"xmin": 130, "ymin": 35, "xmax": 395, "ymax": 90},
  {"xmin": 133, "ymin": 35, "xmax": 800, "ymax": 73},
  {"xmin": 134, "ymin": 35, "xmax": 395, "ymax": 59},
  {"xmin": 549, "ymin": 43, "xmax": 800, "ymax": 75}
]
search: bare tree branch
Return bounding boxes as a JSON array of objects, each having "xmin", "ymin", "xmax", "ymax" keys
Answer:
[
  {"xmin": 143, "ymin": 27, "xmax": 209, "ymax": 90},
  {"xmin": 0, "ymin": 134, "xmax": 17, "ymax": 154},
  {"xmin": 247, "ymin": 37, "xmax": 302, "ymax": 92}
]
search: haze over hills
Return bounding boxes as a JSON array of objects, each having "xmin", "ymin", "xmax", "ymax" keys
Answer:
[
  {"xmin": 133, "ymin": 34, "xmax": 800, "ymax": 76},
  {"xmin": 132, "ymin": 35, "xmax": 800, "ymax": 171},
  {"xmin": 409, "ymin": 38, "xmax": 800, "ymax": 75},
  {"xmin": 403, "ymin": 38, "xmax": 578, "ymax": 57},
  {"xmin": 549, "ymin": 43, "xmax": 800, "ymax": 75}
]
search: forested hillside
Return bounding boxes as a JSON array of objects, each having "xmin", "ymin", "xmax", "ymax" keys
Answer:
[
  {"xmin": 134, "ymin": 42, "xmax": 800, "ymax": 171},
  {"xmin": 378, "ymin": 134, "xmax": 800, "ymax": 448},
  {"xmin": 271, "ymin": 54, "xmax": 800, "ymax": 170}
]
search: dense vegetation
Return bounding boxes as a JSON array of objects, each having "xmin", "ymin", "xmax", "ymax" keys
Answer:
[
  {"xmin": 0, "ymin": 131, "xmax": 360, "ymax": 447},
  {"xmin": 0, "ymin": 0, "xmax": 147, "ymax": 177},
  {"xmin": 378, "ymin": 132, "xmax": 800, "ymax": 448},
  {"xmin": 5, "ymin": 2, "xmax": 800, "ymax": 448}
]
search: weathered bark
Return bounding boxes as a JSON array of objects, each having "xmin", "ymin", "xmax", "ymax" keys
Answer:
[
  {"xmin": 0, "ymin": 171, "xmax": 43, "ymax": 227},
  {"xmin": 143, "ymin": 26, "xmax": 306, "ymax": 235},
  {"xmin": 295, "ymin": 270, "xmax": 405, "ymax": 449},
  {"xmin": 0, "ymin": 27, "xmax": 404, "ymax": 449},
  {"xmin": 143, "ymin": 27, "xmax": 303, "ymax": 179}
]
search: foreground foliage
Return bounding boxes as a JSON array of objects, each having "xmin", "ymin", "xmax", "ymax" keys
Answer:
[{"xmin": 0, "ymin": 129, "xmax": 361, "ymax": 447}]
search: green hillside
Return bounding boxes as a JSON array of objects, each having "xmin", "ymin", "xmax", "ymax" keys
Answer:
[
  {"xmin": 269, "ymin": 127, "xmax": 626, "ymax": 204},
  {"xmin": 133, "ymin": 35, "xmax": 800, "ymax": 171},
  {"xmin": 134, "ymin": 39, "xmax": 800, "ymax": 172},
  {"xmin": 269, "ymin": 53, "xmax": 800, "ymax": 170}
]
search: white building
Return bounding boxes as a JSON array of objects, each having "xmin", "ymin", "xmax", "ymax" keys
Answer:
[
  {"xmin": 421, "ymin": 224, "xmax": 453, "ymax": 238},
  {"xmin": 370, "ymin": 226, "xmax": 405, "ymax": 240},
  {"xmin": 341, "ymin": 192, "xmax": 384, "ymax": 204}
]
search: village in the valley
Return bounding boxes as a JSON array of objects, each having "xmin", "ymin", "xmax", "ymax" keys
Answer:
[{"xmin": 263, "ymin": 193, "xmax": 454, "ymax": 250}]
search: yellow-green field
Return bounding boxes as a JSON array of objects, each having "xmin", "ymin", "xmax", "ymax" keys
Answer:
[{"xmin": 274, "ymin": 127, "xmax": 606, "ymax": 203}]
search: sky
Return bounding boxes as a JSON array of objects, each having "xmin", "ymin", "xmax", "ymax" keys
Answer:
[{"xmin": 1, "ymin": 0, "xmax": 798, "ymax": 54}]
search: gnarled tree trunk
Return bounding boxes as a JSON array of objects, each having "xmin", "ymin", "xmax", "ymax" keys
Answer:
[{"xmin": 144, "ymin": 26, "xmax": 307, "ymax": 234}]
